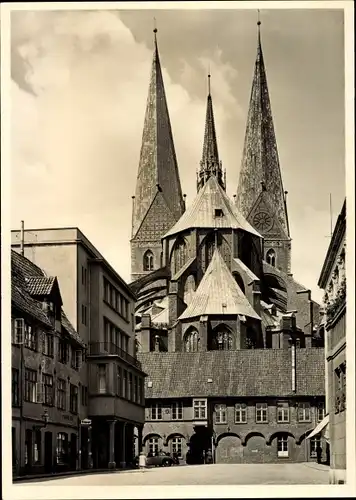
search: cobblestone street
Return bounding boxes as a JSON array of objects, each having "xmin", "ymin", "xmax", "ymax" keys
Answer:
[{"xmin": 21, "ymin": 463, "xmax": 329, "ymax": 486}]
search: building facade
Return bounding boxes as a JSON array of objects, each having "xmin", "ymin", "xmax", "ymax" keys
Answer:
[
  {"xmin": 318, "ymin": 200, "xmax": 346, "ymax": 484},
  {"xmin": 11, "ymin": 228, "xmax": 146, "ymax": 475},
  {"xmin": 129, "ymin": 25, "xmax": 326, "ymax": 465}
]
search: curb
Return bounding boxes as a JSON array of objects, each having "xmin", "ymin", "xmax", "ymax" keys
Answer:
[{"xmin": 13, "ymin": 467, "xmax": 139, "ymax": 483}]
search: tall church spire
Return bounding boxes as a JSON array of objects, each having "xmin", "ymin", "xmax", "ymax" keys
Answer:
[
  {"xmin": 236, "ymin": 19, "xmax": 289, "ymax": 237},
  {"xmin": 132, "ymin": 28, "xmax": 184, "ymax": 239},
  {"xmin": 236, "ymin": 18, "xmax": 291, "ymax": 274},
  {"xmin": 197, "ymin": 74, "xmax": 225, "ymax": 192},
  {"xmin": 131, "ymin": 28, "xmax": 185, "ymax": 281}
]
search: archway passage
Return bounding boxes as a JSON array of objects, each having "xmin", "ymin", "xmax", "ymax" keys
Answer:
[
  {"xmin": 186, "ymin": 426, "xmax": 212, "ymax": 465},
  {"xmin": 243, "ymin": 433, "xmax": 266, "ymax": 463},
  {"xmin": 216, "ymin": 434, "xmax": 243, "ymax": 464}
]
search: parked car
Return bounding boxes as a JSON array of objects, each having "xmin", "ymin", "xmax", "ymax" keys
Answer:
[{"xmin": 134, "ymin": 452, "xmax": 176, "ymax": 467}]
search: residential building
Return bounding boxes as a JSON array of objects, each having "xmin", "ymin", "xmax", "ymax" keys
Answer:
[
  {"xmin": 11, "ymin": 228, "xmax": 146, "ymax": 472},
  {"xmin": 11, "ymin": 250, "xmax": 86, "ymax": 476},
  {"xmin": 318, "ymin": 200, "xmax": 346, "ymax": 484},
  {"xmin": 130, "ymin": 26, "xmax": 326, "ymax": 464}
]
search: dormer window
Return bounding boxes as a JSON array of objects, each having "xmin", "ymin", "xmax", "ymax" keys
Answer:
[{"xmin": 214, "ymin": 208, "xmax": 224, "ymax": 218}]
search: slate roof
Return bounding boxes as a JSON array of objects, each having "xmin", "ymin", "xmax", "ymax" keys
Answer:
[
  {"xmin": 26, "ymin": 276, "xmax": 56, "ymax": 296},
  {"xmin": 137, "ymin": 349, "xmax": 325, "ymax": 399},
  {"xmin": 132, "ymin": 32, "xmax": 184, "ymax": 238},
  {"xmin": 164, "ymin": 175, "xmax": 261, "ymax": 238},
  {"xmin": 179, "ymin": 249, "xmax": 261, "ymax": 320},
  {"xmin": 236, "ymin": 26, "xmax": 289, "ymax": 235}
]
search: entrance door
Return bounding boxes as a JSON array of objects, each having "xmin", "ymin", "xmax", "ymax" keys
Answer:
[
  {"xmin": 25, "ymin": 429, "xmax": 33, "ymax": 471},
  {"xmin": 81, "ymin": 427, "xmax": 89, "ymax": 470},
  {"xmin": 70, "ymin": 434, "xmax": 77, "ymax": 470},
  {"xmin": 44, "ymin": 432, "xmax": 53, "ymax": 473},
  {"xmin": 188, "ymin": 426, "xmax": 211, "ymax": 464}
]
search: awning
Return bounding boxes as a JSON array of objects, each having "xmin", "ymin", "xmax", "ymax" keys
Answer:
[{"xmin": 306, "ymin": 414, "xmax": 329, "ymax": 439}]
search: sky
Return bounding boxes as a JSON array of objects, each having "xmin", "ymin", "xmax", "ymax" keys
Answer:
[{"xmin": 10, "ymin": 7, "xmax": 346, "ymax": 302}]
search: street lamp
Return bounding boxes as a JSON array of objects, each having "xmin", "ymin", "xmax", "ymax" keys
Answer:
[{"xmin": 33, "ymin": 409, "xmax": 49, "ymax": 431}]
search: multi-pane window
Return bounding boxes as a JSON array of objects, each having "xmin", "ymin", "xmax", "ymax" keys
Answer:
[
  {"xmin": 24, "ymin": 368, "xmax": 37, "ymax": 402},
  {"xmin": 103, "ymin": 317, "xmax": 130, "ymax": 353},
  {"xmin": 317, "ymin": 403, "xmax": 325, "ymax": 422},
  {"xmin": 24, "ymin": 325, "xmax": 37, "ymax": 350},
  {"xmin": 12, "ymin": 369, "xmax": 20, "ymax": 407},
  {"xmin": 193, "ymin": 399, "xmax": 207, "ymax": 420},
  {"xmin": 43, "ymin": 373, "xmax": 54, "ymax": 406},
  {"xmin": 57, "ymin": 379, "xmax": 66, "ymax": 410},
  {"xmin": 56, "ymin": 433, "xmax": 68, "ymax": 464},
  {"xmin": 298, "ymin": 402, "xmax": 311, "ymax": 422},
  {"xmin": 147, "ymin": 437, "xmax": 159, "ymax": 455},
  {"xmin": 43, "ymin": 333, "xmax": 54, "ymax": 357},
  {"xmin": 71, "ymin": 347, "xmax": 82, "ymax": 370},
  {"xmin": 256, "ymin": 403, "xmax": 268, "ymax": 423},
  {"xmin": 310, "ymin": 437, "xmax": 321, "ymax": 458},
  {"xmin": 103, "ymin": 277, "xmax": 129, "ymax": 321},
  {"xmin": 172, "ymin": 402, "xmax": 183, "ymax": 420},
  {"xmin": 171, "ymin": 437, "xmax": 183, "ymax": 458},
  {"xmin": 185, "ymin": 330, "xmax": 200, "ymax": 352},
  {"xmin": 235, "ymin": 403, "xmax": 247, "ymax": 423},
  {"xmin": 215, "ymin": 404, "xmax": 227, "ymax": 424},
  {"xmin": 58, "ymin": 340, "xmax": 69, "ymax": 364},
  {"xmin": 98, "ymin": 365, "xmax": 106, "ymax": 394},
  {"xmin": 277, "ymin": 435, "xmax": 288, "ymax": 458},
  {"xmin": 81, "ymin": 386, "xmax": 88, "ymax": 406},
  {"xmin": 277, "ymin": 402, "xmax": 290, "ymax": 423},
  {"xmin": 151, "ymin": 403, "xmax": 162, "ymax": 420},
  {"xmin": 212, "ymin": 330, "xmax": 233, "ymax": 351},
  {"xmin": 13, "ymin": 318, "xmax": 25, "ymax": 344},
  {"xmin": 70, "ymin": 384, "xmax": 78, "ymax": 413}
]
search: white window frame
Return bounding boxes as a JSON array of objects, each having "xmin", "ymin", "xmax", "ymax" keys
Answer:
[
  {"xmin": 277, "ymin": 435, "xmax": 289, "ymax": 458},
  {"xmin": 147, "ymin": 437, "xmax": 159, "ymax": 455},
  {"xmin": 256, "ymin": 402, "xmax": 268, "ymax": 423},
  {"xmin": 193, "ymin": 399, "xmax": 207, "ymax": 420},
  {"xmin": 215, "ymin": 404, "xmax": 227, "ymax": 424},
  {"xmin": 171, "ymin": 437, "xmax": 183, "ymax": 458},
  {"xmin": 172, "ymin": 402, "xmax": 183, "ymax": 420},
  {"xmin": 317, "ymin": 403, "xmax": 325, "ymax": 422},
  {"xmin": 298, "ymin": 402, "xmax": 311, "ymax": 422},
  {"xmin": 151, "ymin": 403, "xmax": 162, "ymax": 421},
  {"xmin": 277, "ymin": 402, "xmax": 290, "ymax": 423},
  {"xmin": 235, "ymin": 403, "xmax": 247, "ymax": 423}
]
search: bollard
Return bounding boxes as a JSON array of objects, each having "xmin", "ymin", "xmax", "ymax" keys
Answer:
[{"xmin": 139, "ymin": 451, "xmax": 146, "ymax": 471}]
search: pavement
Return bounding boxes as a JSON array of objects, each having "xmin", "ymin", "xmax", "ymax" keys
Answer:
[{"xmin": 15, "ymin": 463, "xmax": 330, "ymax": 485}]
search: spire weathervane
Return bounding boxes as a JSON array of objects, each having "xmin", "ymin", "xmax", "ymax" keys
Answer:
[{"xmin": 153, "ymin": 17, "xmax": 157, "ymax": 44}]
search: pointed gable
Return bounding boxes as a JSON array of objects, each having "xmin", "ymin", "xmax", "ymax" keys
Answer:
[
  {"xmin": 165, "ymin": 175, "xmax": 261, "ymax": 238},
  {"xmin": 179, "ymin": 249, "xmax": 261, "ymax": 320},
  {"xmin": 236, "ymin": 26, "xmax": 289, "ymax": 236},
  {"xmin": 134, "ymin": 190, "xmax": 177, "ymax": 242},
  {"xmin": 248, "ymin": 189, "xmax": 289, "ymax": 240},
  {"xmin": 132, "ymin": 32, "xmax": 184, "ymax": 239}
]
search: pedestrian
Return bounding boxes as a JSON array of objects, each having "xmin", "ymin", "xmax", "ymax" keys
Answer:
[{"xmin": 316, "ymin": 445, "xmax": 322, "ymax": 464}]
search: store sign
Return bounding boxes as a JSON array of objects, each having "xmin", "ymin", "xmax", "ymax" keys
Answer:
[{"xmin": 81, "ymin": 419, "xmax": 92, "ymax": 426}]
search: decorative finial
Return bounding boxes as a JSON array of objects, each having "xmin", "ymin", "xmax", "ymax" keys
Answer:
[
  {"xmin": 257, "ymin": 9, "xmax": 261, "ymax": 26},
  {"xmin": 153, "ymin": 17, "xmax": 157, "ymax": 33},
  {"xmin": 208, "ymin": 72, "xmax": 211, "ymax": 95}
]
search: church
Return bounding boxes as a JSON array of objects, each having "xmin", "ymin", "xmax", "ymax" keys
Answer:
[{"xmin": 130, "ymin": 24, "xmax": 326, "ymax": 464}]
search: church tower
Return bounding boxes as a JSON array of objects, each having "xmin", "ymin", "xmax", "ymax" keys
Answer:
[
  {"xmin": 131, "ymin": 29, "xmax": 185, "ymax": 281},
  {"xmin": 197, "ymin": 75, "xmax": 226, "ymax": 191},
  {"xmin": 236, "ymin": 21, "xmax": 292, "ymax": 275}
]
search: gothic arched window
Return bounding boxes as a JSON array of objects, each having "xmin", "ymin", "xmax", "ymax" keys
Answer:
[
  {"xmin": 184, "ymin": 329, "xmax": 200, "ymax": 352},
  {"xmin": 172, "ymin": 238, "xmax": 187, "ymax": 275},
  {"xmin": 211, "ymin": 325, "xmax": 233, "ymax": 351},
  {"xmin": 143, "ymin": 250, "xmax": 154, "ymax": 271},
  {"xmin": 266, "ymin": 249, "xmax": 276, "ymax": 267}
]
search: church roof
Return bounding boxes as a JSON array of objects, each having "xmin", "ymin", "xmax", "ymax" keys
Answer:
[
  {"xmin": 132, "ymin": 31, "xmax": 184, "ymax": 238},
  {"xmin": 137, "ymin": 349, "xmax": 325, "ymax": 398},
  {"xmin": 179, "ymin": 248, "xmax": 261, "ymax": 320},
  {"xmin": 164, "ymin": 174, "xmax": 261, "ymax": 238},
  {"xmin": 236, "ymin": 24, "xmax": 289, "ymax": 236}
]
